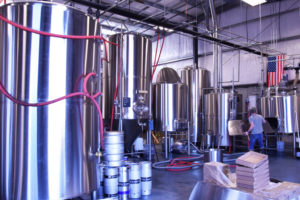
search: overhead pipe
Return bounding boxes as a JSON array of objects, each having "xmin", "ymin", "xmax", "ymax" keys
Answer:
[
  {"xmin": 193, "ymin": 23, "xmax": 199, "ymax": 69},
  {"xmin": 208, "ymin": 0, "xmax": 222, "ymax": 91},
  {"xmin": 71, "ymin": 0, "xmax": 269, "ymax": 57}
]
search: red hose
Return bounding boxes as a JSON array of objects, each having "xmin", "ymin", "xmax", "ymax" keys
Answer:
[
  {"xmin": 151, "ymin": 33, "xmax": 160, "ymax": 80},
  {"xmin": 152, "ymin": 34, "xmax": 165, "ymax": 80},
  {"xmin": 0, "ymin": 73, "xmax": 104, "ymax": 149},
  {"xmin": 110, "ymin": 45, "xmax": 122, "ymax": 131},
  {"xmin": 0, "ymin": 15, "xmax": 123, "ymax": 149}
]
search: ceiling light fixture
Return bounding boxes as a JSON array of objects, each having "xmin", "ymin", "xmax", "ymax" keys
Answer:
[{"xmin": 241, "ymin": 0, "xmax": 267, "ymax": 6}]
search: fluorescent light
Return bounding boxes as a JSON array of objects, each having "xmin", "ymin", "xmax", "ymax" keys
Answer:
[{"xmin": 241, "ymin": 0, "xmax": 266, "ymax": 6}]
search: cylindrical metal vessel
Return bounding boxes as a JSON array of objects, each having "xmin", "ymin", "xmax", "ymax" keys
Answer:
[
  {"xmin": 101, "ymin": 33, "xmax": 152, "ymax": 119},
  {"xmin": 204, "ymin": 149, "xmax": 223, "ymax": 162},
  {"xmin": 153, "ymin": 83, "xmax": 189, "ymax": 131},
  {"xmin": 119, "ymin": 166, "xmax": 130, "ymax": 199},
  {"xmin": 104, "ymin": 131, "xmax": 124, "ymax": 167},
  {"xmin": 141, "ymin": 161, "xmax": 152, "ymax": 196},
  {"xmin": 104, "ymin": 167, "xmax": 119, "ymax": 198},
  {"xmin": 261, "ymin": 95, "xmax": 294, "ymax": 133},
  {"xmin": 0, "ymin": 2, "xmax": 100, "ymax": 199},
  {"xmin": 181, "ymin": 67, "xmax": 211, "ymax": 142},
  {"xmin": 156, "ymin": 67, "xmax": 181, "ymax": 83},
  {"xmin": 129, "ymin": 163, "xmax": 142, "ymax": 199},
  {"xmin": 96, "ymin": 163, "xmax": 105, "ymax": 198},
  {"xmin": 204, "ymin": 93, "xmax": 230, "ymax": 146}
]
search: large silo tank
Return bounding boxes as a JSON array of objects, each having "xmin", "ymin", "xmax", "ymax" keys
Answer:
[
  {"xmin": 0, "ymin": 2, "xmax": 100, "ymax": 199},
  {"xmin": 181, "ymin": 68, "xmax": 210, "ymax": 143},
  {"xmin": 153, "ymin": 83, "xmax": 188, "ymax": 132},
  {"xmin": 101, "ymin": 33, "xmax": 152, "ymax": 120},
  {"xmin": 204, "ymin": 93, "xmax": 230, "ymax": 146},
  {"xmin": 260, "ymin": 95, "xmax": 294, "ymax": 133}
]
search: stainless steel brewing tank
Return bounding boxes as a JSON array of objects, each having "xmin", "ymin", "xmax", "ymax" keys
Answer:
[
  {"xmin": 101, "ymin": 33, "xmax": 152, "ymax": 119},
  {"xmin": 153, "ymin": 83, "xmax": 188, "ymax": 132},
  {"xmin": 0, "ymin": 2, "xmax": 100, "ymax": 199},
  {"xmin": 181, "ymin": 68, "xmax": 210, "ymax": 143},
  {"xmin": 260, "ymin": 95, "xmax": 294, "ymax": 133},
  {"xmin": 204, "ymin": 93, "xmax": 230, "ymax": 146}
]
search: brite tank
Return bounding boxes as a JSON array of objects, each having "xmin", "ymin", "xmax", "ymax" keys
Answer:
[
  {"xmin": 181, "ymin": 68, "xmax": 210, "ymax": 143},
  {"xmin": 0, "ymin": 2, "xmax": 100, "ymax": 200},
  {"xmin": 153, "ymin": 83, "xmax": 189, "ymax": 131},
  {"xmin": 101, "ymin": 33, "xmax": 152, "ymax": 120},
  {"xmin": 260, "ymin": 95, "xmax": 294, "ymax": 133},
  {"xmin": 204, "ymin": 93, "xmax": 230, "ymax": 146}
]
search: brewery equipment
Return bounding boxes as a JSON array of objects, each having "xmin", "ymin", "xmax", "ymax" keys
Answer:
[
  {"xmin": 260, "ymin": 95, "xmax": 294, "ymax": 133},
  {"xmin": 129, "ymin": 163, "xmax": 142, "ymax": 199},
  {"xmin": 141, "ymin": 161, "xmax": 152, "ymax": 196},
  {"xmin": 181, "ymin": 67, "xmax": 211, "ymax": 143},
  {"xmin": 101, "ymin": 33, "xmax": 152, "ymax": 152},
  {"xmin": 104, "ymin": 167, "xmax": 119, "ymax": 198},
  {"xmin": 0, "ymin": 2, "xmax": 100, "ymax": 199},
  {"xmin": 153, "ymin": 83, "xmax": 189, "ymax": 132},
  {"xmin": 204, "ymin": 92, "xmax": 242, "ymax": 147},
  {"xmin": 153, "ymin": 68, "xmax": 189, "ymax": 159},
  {"xmin": 104, "ymin": 131, "xmax": 125, "ymax": 167}
]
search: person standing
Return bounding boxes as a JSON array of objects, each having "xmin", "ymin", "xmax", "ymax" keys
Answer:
[{"xmin": 245, "ymin": 107, "xmax": 266, "ymax": 151}]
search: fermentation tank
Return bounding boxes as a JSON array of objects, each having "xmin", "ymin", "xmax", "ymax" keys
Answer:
[
  {"xmin": 181, "ymin": 67, "xmax": 210, "ymax": 143},
  {"xmin": 153, "ymin": 83, "xmax": 188, "ymax": 131},
  {"xmin": 260, "ymin": 95, "xmax": 295, "ymax": 133},
  {"xmin": 204, "ymin": 93, "xmax": 231, "ymax": 146},
  {"xmin": 0, "ymin": 2, "xmax": 100, "ymax": 199},
  {"xmin": 101, "ymin": 33, "xmax": 152, "ymax": 151},
  {"xmin": 101, "ymin": 33, "xmax": 151, "ymax": 120}
]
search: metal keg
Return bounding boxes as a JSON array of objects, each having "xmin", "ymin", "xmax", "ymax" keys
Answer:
[
  {"xmin": 96, "ymin": 163, "xmax": 105, "ymax": 198},
  {"xmin": 141, "ymin": 161, "xmax": 152, "ymax": 196},
  {"xmin": 129, "ymin": 163, "xmax": 142, "ymax": 199},
  {"xmin": 119, "ymin": 166, "xmax": 130, "ymax": 200},
  {"xmin": 104, "ymin": 167, "xmax": 119, "ymax": 198},
  {"xmin": 104, "ymin": 131, "xmax": 124, "ymax": 167}
]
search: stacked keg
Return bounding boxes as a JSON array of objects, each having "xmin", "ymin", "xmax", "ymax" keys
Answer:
[
  {"xmin": 98, "ymin": 130, "xmax": 152, "ymax": 199},
  {"xmin": 103, "ymin": 131, "xmax": 125, "ymax": 198}
]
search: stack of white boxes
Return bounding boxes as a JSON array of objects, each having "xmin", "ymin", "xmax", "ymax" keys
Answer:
[{"xmin": 236, "ymin": 151, "xmax": 270, "ymax": 192}]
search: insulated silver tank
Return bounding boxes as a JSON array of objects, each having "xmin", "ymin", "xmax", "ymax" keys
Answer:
[
  {"xmin": 0, "ymin": 2, "xmax": 100, "ymax": 199},
  {"xmin": 153, "ymin": 83, "xmax": 189, "ymax": 131},
  {"xmin": 181, "ymin": 67, "xmax": 211, "ymax": 143},
  {"xmin": 101, "ymin": 33, "xmax": 152, "ymax": 119},
  {"xmin": 104, "ymin": 131, "xmax": 124, "ymax": 167},
  {"xmin": 204, "ymin": 93, "xmax": 230, "ymax": 146},
  {"xmin": 261, "ymin": 95, "xmax": 294, "ymax": 133}
]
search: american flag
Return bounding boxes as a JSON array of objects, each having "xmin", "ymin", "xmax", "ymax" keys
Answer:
[{"xmin": 267, "ymin": 54, "xmax": 285, "ymax": 87}]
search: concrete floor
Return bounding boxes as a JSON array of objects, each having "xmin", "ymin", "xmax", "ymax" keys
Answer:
[{"xmin": 148, "ymin": 152, "xmax": 300, "ymax": 200}]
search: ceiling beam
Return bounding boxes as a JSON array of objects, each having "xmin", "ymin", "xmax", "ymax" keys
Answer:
[{"xmin": 71, "ymin": 0, "xmax": 269, "ymax": 56}]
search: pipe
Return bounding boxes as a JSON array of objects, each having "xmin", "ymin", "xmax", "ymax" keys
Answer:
[
  {"xmin": 193, "ymin": 23, "xmax": 198, "ymax": 69},
  {"xmin": 71, "ymin": 0, "xmax": 269, "ymax": 57},
  {"xmin": 293, "ymin": 70, "xmax": 299, "ymax": 87},
  {"xmin": 209, "ymin": 0, "xmax": 220, "ymax": 90}
]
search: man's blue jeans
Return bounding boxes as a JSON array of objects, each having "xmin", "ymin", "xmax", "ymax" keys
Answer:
[{"xmin": 249, "ymin": 133, "xmax": 264, "ymax": 151}]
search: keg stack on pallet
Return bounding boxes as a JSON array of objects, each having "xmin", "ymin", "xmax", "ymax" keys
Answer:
[{"xmin": 97, "ymin": 131, "xmax": 152, "ymax": 199}]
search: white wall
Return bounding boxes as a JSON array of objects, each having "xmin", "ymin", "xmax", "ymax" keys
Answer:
[{"xmin": 153, "ymin": 0, "xmax": 300, "ymax": 86}]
